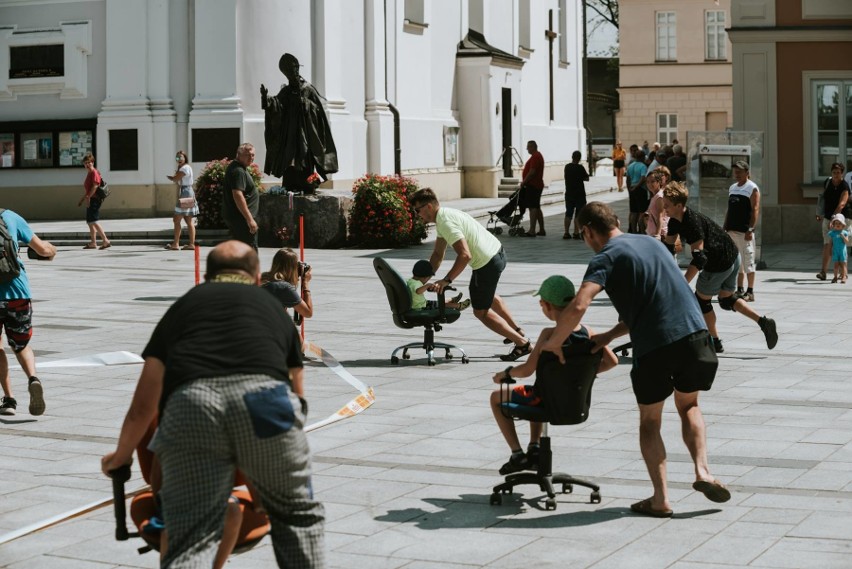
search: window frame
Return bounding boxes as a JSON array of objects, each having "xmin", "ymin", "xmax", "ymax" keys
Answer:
[
  {"xmin": 705, "ymin": 10, "xmax": 727, "ymax": 61},
  {"xmin": 657, "ymin": 113, "xmax": 678, "ymax": 146},
  {"xmin": 803, "ymin": 71, "xmax": 852, "ymax": 183},
  {"xmin": 655, "ymin": 11, "xmax": 677, "ymax": 62}
]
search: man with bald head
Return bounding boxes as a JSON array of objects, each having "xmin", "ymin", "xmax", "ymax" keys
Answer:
[{"xmin": 102, "ymin": 241, "xmax": 325, "ymax": 568}]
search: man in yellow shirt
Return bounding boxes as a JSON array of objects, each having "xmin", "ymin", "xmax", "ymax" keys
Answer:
[{"xmin": 411, "ymin": 188, "xmax": 530, "ymax": 361}]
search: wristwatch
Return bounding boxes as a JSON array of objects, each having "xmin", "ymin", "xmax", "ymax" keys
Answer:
[
  {"xmin": 443, "ymin": 277, "xmax": 453, "ymax": 284},
  {"xmin": 503, "ymin": 366, "xmax": 514, "ymax": 381}
]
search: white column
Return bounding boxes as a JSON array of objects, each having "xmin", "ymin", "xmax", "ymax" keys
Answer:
[
  {"xmin": 98, "ymin": 0, "xmax": 154, "ymax": 184},
  {"xmin": 312, "ymin": 0, "xmax": 347, "ymax": 113},
  {"xmin": 148, "ymin": 0, "xmax": 176, "ymax": 185},
  {"xmin": 189, "ymin": 0, "xmax": 242, "ymax": 124},
  {"xmin": 469, "ymin": 0, "xmax": 488, "ymax": 37},
  {"xmin": 364, "ymin": 0, "xmax": 394, "ymax": 174}
]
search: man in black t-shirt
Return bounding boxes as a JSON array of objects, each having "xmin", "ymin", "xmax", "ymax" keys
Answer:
[
  {"xmin": 222, "ymin": 143, "xmax": 260, "ymax": 249},
  {"xmin": 102, "ymin": 241, "xmax": 324, "ymax": 568},
  {"xmin": 563, "ymin": 150, "xmax": 590, "ymax": 239},
  {"xmin": 662, "ymin": 182, "xmax": 777, "ymax": 354},
  {"xmin": 723, "ymin": 161, "xmax": 760, "ymax": 301}
]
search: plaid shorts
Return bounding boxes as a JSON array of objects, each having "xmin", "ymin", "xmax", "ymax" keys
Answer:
[{"xmin": 0, "ymin": 299, "xmax": 33, "ymax": 352}]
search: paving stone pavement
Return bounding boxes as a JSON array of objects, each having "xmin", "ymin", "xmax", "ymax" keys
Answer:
[{"xmin": 2, "ymin": 180, "xmax": 851, "ymax": 569}]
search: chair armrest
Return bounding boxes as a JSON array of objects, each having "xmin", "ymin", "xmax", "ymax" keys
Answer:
[
  {"xmin": 108, "ymin": 464, "xmax": 132, "ymax": 541},
  {"xmin": 436, "ymin": 285, "xmax": 456, "ymax": 321}
]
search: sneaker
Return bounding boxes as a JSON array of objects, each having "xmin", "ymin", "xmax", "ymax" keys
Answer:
[
  {"xmin": 450, "ymin": 293, "xmax": 463, "ymax": 304},
  {"xmin": 735, "ymin": 289, "xmax": 745, "ymax": 298},
  {"xmin": 499, "ymin": 452, "xmax": 534, "ymax": 475},
  {"xmin": 0, "ymin": 396, "xmax": 17, "ymax": 416},
  {"xmin": 28, "ymin": 377, "xmax": 45, "ymax": 416},
  {"xmin": 742, "ymin": 291, "xmax": 755, "ymax": 302},
  {"xmin": 500, "ymin": 340, "xmax": 532, "ymax": 362},
  {"xmin": 759, "ymin": 316, "xmax": 778, "ymax": 350},
  {"xmin": 457, "ymin": 299, "xmax": 471, "ymax": 311},
  {"xmin": 712, "ymin": 337, "xmax": 724, "ymax": 354}
]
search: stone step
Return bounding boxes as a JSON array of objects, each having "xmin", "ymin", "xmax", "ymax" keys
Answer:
[{"xmin": 37, "ymin": 229, "xmax": 230, "ymax": 248}]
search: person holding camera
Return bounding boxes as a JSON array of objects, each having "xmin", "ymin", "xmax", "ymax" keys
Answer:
[
  {"xmin": 261, "ymin": 248, "xmax": 313, "ymax": 324},
  {"xmin": 0, "ymin": 209, "xmax": 57, "ymax": 416}
]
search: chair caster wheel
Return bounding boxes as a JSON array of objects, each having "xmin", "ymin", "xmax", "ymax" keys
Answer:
[
  {"xmin": 495, "ymin": 227, "xmax": 503, "ymax": 235},
  {"xmin": 402, "ymin": 353, "xmax": 411, "ymax": 360},
  {"xmin": 445, "ymin": 352, "xmax": 453, "ymax": 360},
  {"xmin": 591, "ymin": 491, "xmax": 601, "ymax": 504},
  {"xmin": 461, "ymin": 356, "xmax": 469, "ymax": 364},
  {"xmin": 490, "ymin": 493, "xmax": 502, "ymax": 506},
  {"xmin": 562, "ymin": 483, "xmax": 573, "ymax": 494},
  {"xmin": 391, "ymin": 356, "xmax": 399, "ymax": 364},
  {"xmin": 545, "ymin": 498, "xmax": 557, "ymax": 511}
]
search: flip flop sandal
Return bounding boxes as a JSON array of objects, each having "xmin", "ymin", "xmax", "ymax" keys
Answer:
[
  {"xmin": 99, "ymin": 243, "xmax": 112, "ymax": 250},
  {"xmin": 164, "ymin": 244, "xmax": 180, "ymax": 251},
  {"xmin": 816, "ymin": 271, "xmax": 827, "ymax": 280},
  {"xmin": 82, "ymin": 243, "xmax": 97, "ymax": 249},
  {"xmin": 630, "ymin": 498, "xmax": 673, "ymax": 518},
  {"xmin": 181, "ymin": 244, "xmax": 196, "ymax": 250},
  {"xmin": 504, "ymin": 327, "xmax": 525, "ymax": 345},
  {"xmin": 692, "ymin": 480, "xmax": 731, "ymax": 503},
  {"xmin": 500, "ymin": 340, "xmax": 531, "ymax": 362}
]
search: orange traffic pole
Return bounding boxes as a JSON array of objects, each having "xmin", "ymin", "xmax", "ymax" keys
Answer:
[{"xmin": 194, "ymin": 244, "xmax": 200, "ymax": 285}]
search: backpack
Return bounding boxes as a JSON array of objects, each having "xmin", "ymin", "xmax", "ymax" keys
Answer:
[{"xmin": 0, "ymin": 209, "xmax": 22, "ymax": 283}]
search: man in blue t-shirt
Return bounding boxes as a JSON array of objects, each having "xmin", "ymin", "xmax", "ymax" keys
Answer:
[
  {"xmin": 540, "ymin": 202, "xmax": 730, "ymax": 518},
  {"xmin": 0, "ymin": 210, "xmax": 57, "ymax": 416}
]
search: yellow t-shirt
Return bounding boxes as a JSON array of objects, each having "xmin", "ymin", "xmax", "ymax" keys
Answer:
[
  {"xmin": 435, "ymin": 207, "xmax": 501, "ymax": 270},
  {"xmin": 406, "ymin": 278, "xmax": 427, "ymax": 310}
]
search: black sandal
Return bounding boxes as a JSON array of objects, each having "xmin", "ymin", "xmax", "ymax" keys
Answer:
[
  {"xmin": 504, "ymin": 327, "xmax": 525, "ymax": 344},
  {"xmin": 500, "ymin": 340, "xmax": 532, "ymax": 362}
]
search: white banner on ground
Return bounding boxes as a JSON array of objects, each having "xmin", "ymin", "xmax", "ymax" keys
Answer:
[{"xmin": 302, "ymin": 339, "xmax": 376, "ymax": 432}]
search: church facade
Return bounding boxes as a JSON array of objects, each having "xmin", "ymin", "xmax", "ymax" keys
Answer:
[{"xmin": 0, "ymin": 0, "xmax": 585, "ymax": 219}]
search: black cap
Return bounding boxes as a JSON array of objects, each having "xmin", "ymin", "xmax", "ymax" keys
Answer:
[{"xmin": 412, "ymin": 260, "xmax": 435, "ymax": 277}]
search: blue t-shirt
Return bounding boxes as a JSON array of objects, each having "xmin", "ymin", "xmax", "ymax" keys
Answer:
[
  {"xmin": 583, "ymin": 233, "xmax": 706, "ymax": 358},
  {"xmin": 829, "ymin": 229, "xmax": 848, "ymax": 260},
  {"xmin": 626, "ymin": 160, "xmax": 647, "ymax": 188},
  {"xmin": 0, "ymin": 210, "xmax": 33, "ymax": 300}
]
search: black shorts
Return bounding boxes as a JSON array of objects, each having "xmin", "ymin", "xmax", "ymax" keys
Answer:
[
  {"xmin": 630, "ymin": 330, "xmax": 718, "ymax": 405},
  {"xmin": 520, "ymin": 186, "xmax": 543, "ymax": 209},
  {"xmin": 86, "ymin": 198, "xmax": 103, "ymax": 223},
  {"xmin": 226, "ymin": 218, "xmax": 258, "ymax": 250},
  {"xmin": 469, "ymin": 249, "xmax": 506, "ymax": 310},
  {"xmin": 613, "ymin": 159, "xmax": 625, "ymax": 169}
]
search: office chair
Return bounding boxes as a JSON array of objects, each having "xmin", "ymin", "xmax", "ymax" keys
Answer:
[
  {"xmin": 490, "ymin": 343, "xmax": 602, "ymax": 510},
  {"xmin": 109, "ymin": 419, "xmax": 270, "ymax": 554},
  {"xmin": 373, "ymin": 257, "xmax": 468, "ymax": 366}
]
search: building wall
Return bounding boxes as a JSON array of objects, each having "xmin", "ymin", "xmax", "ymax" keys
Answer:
[
  {"xmin": 729, "ymin": 0, "xmax": 852, "ymax": 243},
  {"xmin": 0, "ymin": 0, "xmax": 585, "ymax": 219},
  {"xmin": 616, "ymin": 0, "xmax": 732, "ymax": 146}
]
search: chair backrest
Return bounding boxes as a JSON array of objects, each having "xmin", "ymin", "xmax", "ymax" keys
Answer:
[
  {"xmin": 373, "ymin": 257, "xmax": 413, "ymax": 325},
  {"xmin": 534, "ymin": 340, "xmax": 602, "ymax": 425}
]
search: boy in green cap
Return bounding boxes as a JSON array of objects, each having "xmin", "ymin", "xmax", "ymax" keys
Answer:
[{"xmin": 489, "ymin": 275, "xmax": 618, "ymax": 474}]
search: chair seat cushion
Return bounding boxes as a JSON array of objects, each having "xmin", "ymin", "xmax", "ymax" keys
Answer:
[
  {"xmin": 402, "ymin": 308, "xmax": 461, "ymax": 326},
  {"xmin": 500, "ymin": 402, "xmax": 549, "ymax": 422}
]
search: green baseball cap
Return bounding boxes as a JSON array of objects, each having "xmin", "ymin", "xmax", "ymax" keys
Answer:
[{"xmin": 533, "ymin": 275, "xmax": 576, "ymax": 307}]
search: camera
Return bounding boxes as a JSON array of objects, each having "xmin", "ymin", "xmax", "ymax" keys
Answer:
[{"xmin": 298, "ymin": 261, "xmax": 311, "ymax": 277}]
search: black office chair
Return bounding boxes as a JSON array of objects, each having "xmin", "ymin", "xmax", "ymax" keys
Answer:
[
  {"xmin": 490, "ymin": 342, "xmax": 602, "ymax": 510},
  {"xmin": 373, "ymin": 257, "xmax": 468, "ymax": 366}
]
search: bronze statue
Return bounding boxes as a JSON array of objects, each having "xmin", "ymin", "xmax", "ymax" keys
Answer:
[{"xmin": 261, "ymin": 53, "xmax": 338, "ymax": 192}]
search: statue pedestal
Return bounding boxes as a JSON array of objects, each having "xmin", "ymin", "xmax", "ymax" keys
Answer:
[{"xmin": 258, "ymin": 188, "xmax": 353, "ymax": 249}]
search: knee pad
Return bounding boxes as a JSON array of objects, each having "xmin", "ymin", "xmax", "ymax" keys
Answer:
[
  {"xmin": 695, "ymin": 292, "xmax": 713, "ymax": 314},
  {"xmin": 718, "ymin": 295, "xmax": 738, "ymax": 312}
]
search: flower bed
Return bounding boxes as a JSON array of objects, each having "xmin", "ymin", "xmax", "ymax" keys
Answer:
[
  {"xmin": 194, "ymin": 158, "xmax": 264, "ymax": 229},
  {"xmin": 347, "ymin": 174, "xmax": 427, "ymax": 248}
]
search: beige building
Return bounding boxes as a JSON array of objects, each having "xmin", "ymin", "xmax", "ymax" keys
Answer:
[
  {"xmin": 616, "ymin": 0, "xmax": 732, "ymax": 147},
  {"xmin": 729, "ymin": 0, "xmax": 852, "ymax": 243}
]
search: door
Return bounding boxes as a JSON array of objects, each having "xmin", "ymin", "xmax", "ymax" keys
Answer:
[{"xmin": 502, "ymin": 88, "xmax": 512, "ymax": 177}]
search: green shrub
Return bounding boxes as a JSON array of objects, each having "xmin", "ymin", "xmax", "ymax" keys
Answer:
[
  {"xmin": 348, "ymin": 174, "xmax": 427, "ymax": 248},
  {"xmin": 194, "ymin": 158, "xmax": 264, "ymax": 229}
]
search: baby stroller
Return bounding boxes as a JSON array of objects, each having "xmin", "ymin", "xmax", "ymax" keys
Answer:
[{"xmin": 486, "ymin": 187, "xmax": 526, "ymax": 236}]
